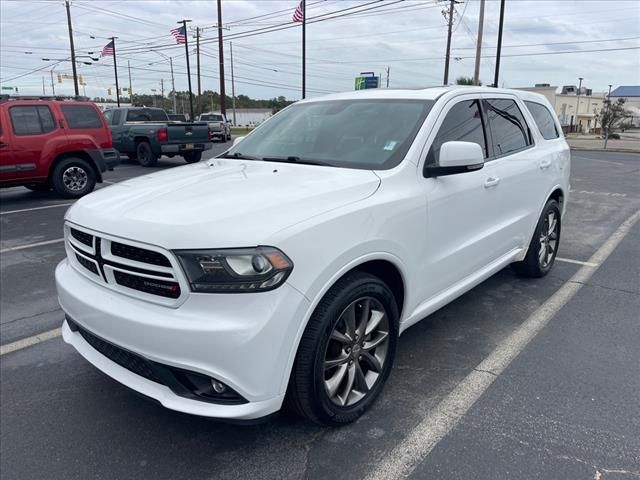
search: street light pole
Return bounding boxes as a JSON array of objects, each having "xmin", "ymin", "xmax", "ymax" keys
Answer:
[
  {"xmin": 473, "ymin": 0, "xmax": 485, "ymax": 86},
  {"xmin": 493, "ymin": 0, "xmax": 506, "ymax": 87},
  {"xmin": 170, "ymin": 57, "xmax": 176, "ymax": 114},
  {"xmin": 230, "ymin": 41, "xmax": 237, "ymax": 126},
  {"xmin": 217, "ymin": 0, "xmax": 227, "ymax": 116},
  {"xmin": 604, "ymin": 84, "xmax": 612, "ymax": 149},
  {"xmin": 50, "ymin": 67, "xmax": 56, "ymax": 96},
  {"xmin": 110, "ymin": 37, "xmax": 120, "ymax": 107},
  {"xmin": 178, "ymin": 19, "xmax": 194, "ymax": 120}
]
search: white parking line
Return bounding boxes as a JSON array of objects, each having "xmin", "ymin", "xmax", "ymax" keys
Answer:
[
  {"xmin": 366, "ymin": 208, "xmax": 640, "ymax": 480},
  {"xmin": 0, "ymin": 202, "xmax": 74, "ymax": 215},
  {"xmin": 0, "ymin": 238, "xmax": 64, "ymax": 254},
  {"xmin": 0, "ymin": 327, "xmax": 62, "ymax": 356},
  {"xmin": 556, "ymin": 257, "xmax": 599, "ymax": 267}
]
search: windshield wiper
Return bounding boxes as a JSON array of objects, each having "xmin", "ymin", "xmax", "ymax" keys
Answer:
[
  {"xmin": 219, "ymin": 152, "xmax": 261, "ymax": 160},
  {"xmin": 261, "ymin": 156, "xmax": 328, "ymax": 166}
]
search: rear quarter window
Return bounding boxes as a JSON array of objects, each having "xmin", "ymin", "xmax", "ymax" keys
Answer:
[
  {"xmin": 61, "ymin": 105, "xmax": 103, "ymax": 129},
  {"xmin": 524, "ymin": 101, "xmax": 559, "ymax": 140}
]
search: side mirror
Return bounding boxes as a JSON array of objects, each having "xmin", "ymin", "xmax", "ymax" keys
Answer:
[
  {"xmin": 232, "ymin": 136, "xmax": 245, "ymax": 147},
  {"xmin": 424, "ymin": 141, "xmax": 484, "ymax": 178}
]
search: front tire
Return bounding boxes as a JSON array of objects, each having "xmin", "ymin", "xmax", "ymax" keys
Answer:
[
  {"xmin": 136, "ymin": 141, "xmax": 158, "ymax": 167},
  {"xmin": 512, "ymin": 199, "xmax": 561, "ymax": 277},
  {"xmin": 51, "ymin": 157, "xmax": 96, "ymax": 198},
  {"xmin": 287, "ymin": 272, "xmax": 398, "ymax": 426}
]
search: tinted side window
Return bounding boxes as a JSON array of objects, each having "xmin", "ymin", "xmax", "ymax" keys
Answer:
[
  {"xmin": 524, "ymin": 101, "xmax": 559, "ymax": 140},
  {"xmin": 126, "ymin": 109, "xmax": 168, "ymax": 122},
  {"xmin": 112, "ymin": 109, "xmax": 122, "ymax": 125},
  {"xmin": 484, "ymin": 99, "xmax": 530, "ymax": 156},
  {"xmin": 61, "ymin": 105, "xmax": 102, "ymax": 129},
  {"xmin": 9, "ymin": 106, "xmax": 55, "ymax": 135},
  {"xmin": 427, "ymin": 99, "xmax": 487, "ymax": 165}
]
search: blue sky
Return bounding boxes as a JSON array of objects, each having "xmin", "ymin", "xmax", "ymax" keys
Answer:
[{"xmin": 1, "ymin": 0, "xmax": 639, "ymax": 100}]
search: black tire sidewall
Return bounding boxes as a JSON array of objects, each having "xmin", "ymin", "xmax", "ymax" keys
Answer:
[
  {"xmin": 184, "ymin": 151, "xmax": 202, "ymax": 163},
  {"xmin": 136, "ymin": 142, "xmax": 157, "ymax": 167},
  {"xmin": 303, "ymin": 273, "xmax": 399, "ymax": 425},
  {"xmin": 515, "ymin": 199, "xmax": 561, "ymax": 277},
  {"xmin": 51, "ymin": 158, "xmax": 96, "ymax": 198}
]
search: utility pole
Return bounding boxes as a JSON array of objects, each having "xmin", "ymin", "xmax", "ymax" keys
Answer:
[
  {"xmin": 196, "ymin": 27, "xmax": 201, "ymax": 97},
  {"xmin": 493, "ymin": 0, "xmax": 506, "ymax": 87},
  {"xmin": 42, "ymin": 76, "xmax": 46, "ymax": 95},
  {"xmin": 604, "ymin": 84, "xmax": 612, "ymax": 149},
  {"xmin": 179, "ymin": 19, "xmax": 194, "ymax": 120},
  {"xmin": 161, "ymin": 79, "xmax": 164, "ymax": 109},
  {"xmin": 386, "ymin": 66, "xmax": 390, "ymax": 88},
  {"xmin": 170, "ymin": 57, "xmax": 176, "ymax": 113},
  {"xmin": 217, "ymin": 0, "xmax": 226, "ymax": 116},
  {"xmin": 302, "ymin": 0, "xmax": 306, "ymax": 98},
  {"xmin": 443, "ymin": 0, "xmax": 458, "ymax": 85},
  {"xmin": 230, "ymin": 41, "xmax": 237, "ymax": 126},
  {"xmin": 65, "ymin": 0, "xmax": 79, "ymax": 97},
  {"xmin": 110, "ymin": 37, "xmax": 120, "ymax": 107},
  {"xmin": 128, "ymin": 60, "xmax": 133, "ymax": 102},
  {"xmin": 473, "ymin": 0, "xmax": 485, "ymax": 86}
]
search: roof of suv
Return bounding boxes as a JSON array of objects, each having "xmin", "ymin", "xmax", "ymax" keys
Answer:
[{"xmin": 298, "ymin": 86, "xmax": 549, "ymax": 104}]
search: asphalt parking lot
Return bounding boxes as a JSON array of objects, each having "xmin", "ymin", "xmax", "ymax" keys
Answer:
[{"xmin": 1, "ymin": 149, "xmax": 639, "ymax": 480}]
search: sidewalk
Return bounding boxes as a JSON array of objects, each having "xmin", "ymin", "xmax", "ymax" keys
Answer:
[{"xmin": 566, "ymin": 136, "xmax": 640, "ymax": 153}]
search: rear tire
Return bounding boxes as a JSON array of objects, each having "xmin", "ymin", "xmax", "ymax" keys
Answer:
[
  {"xmin": 51, "ymin": 157, "xmax": 96, "ymax": 198},
  {"xmin": 136, "ymin": 141, "xmax": 158, "ymax": 167},
  {"xmin": 183, "ymin": 151, "xmax": 202, "ymax": 164},
  {"xmin": 287, "ymin": 272, "xmax": 398, "ymax": 426},
  {"xmin": 25, "ymin": 183, "xmax": 51, "ymax": 192},
  {"xmin": 512, "ymin": 199, "xmax": 561, "ymax": 278}
]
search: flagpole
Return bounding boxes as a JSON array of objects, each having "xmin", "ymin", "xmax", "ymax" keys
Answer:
[
  {"xmin": 110, "ymin": 37, "xmax": 120, "ymax": 107},
  {"xmin": 302, "ymin": 0, "xmax": 306, "ymax": 99},
  {"xmin": 179, "ymin": 20, "xmax": 194, "ymax": 120}
]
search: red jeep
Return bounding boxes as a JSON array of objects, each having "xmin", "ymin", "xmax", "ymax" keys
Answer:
[{"xmin": 0, "ymin": 96, "xmax": 120, "ymax": 198}]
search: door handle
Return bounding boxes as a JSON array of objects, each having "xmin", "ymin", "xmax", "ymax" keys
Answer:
[
  {"xmin": 484, "ymin": 177, "xmax": 500, "ymax": 188},
  {"xmin": 539, "ymin": 159, "xmax": 552, "ymax": 169}
]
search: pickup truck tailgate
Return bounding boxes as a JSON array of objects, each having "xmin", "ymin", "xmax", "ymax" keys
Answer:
[{"xmin": 166, "ymin": 122, "xmax": 210, "ymax": 143}]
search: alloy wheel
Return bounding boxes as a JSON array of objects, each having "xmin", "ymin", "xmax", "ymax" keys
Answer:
[
  {"xmin": 62, "ymin": 166, "xmax": 88, "ymax": 192},
  {"xmin": 538, "ymin": 209, "xmax": 559, "ymax": 268},
  {"xmin": 323, "ymin": 297, "xmax": 390, "ymax": 407}
]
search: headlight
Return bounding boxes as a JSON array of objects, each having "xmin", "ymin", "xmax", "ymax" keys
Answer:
[{"xmin": 175, "ymin": 247, "xmax": 293, "ymax": 293}]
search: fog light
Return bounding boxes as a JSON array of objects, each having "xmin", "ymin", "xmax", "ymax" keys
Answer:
[{"xmin": 211, "ymin": 380, "xmax": 227, "ymax": 394}]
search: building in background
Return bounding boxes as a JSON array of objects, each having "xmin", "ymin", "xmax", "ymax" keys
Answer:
[
  {"xmin": 518, "ymin": 84, "xmax": 605, "ymax": 134},
  {"xmin": 609, "ymin": 86, "xmax": 640, "ymax": 127},
  {"xmin": 230, "ymin": 108, "xmax": 273, "ymax": 127}
]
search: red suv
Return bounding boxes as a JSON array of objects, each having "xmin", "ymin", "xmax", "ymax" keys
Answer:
[{"xmin": 0, "ymin": 96, "xmax": 119, "ymax": 198}]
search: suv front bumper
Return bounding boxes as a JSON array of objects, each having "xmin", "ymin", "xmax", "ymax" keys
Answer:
[{"xmin": 55, "ymin": 258, "xmax": 310, "ymax": 420}]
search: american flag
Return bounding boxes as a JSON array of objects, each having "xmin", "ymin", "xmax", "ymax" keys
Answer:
[
  {"xmin": 292, "ymin": 0, "xmax": 304, "ymax": 23},
  {"xmin": 100, "ymin": 40, "xmax": 114, "ymax": 57},
  {"xmin": 170, "ymin": 25, "xmax": 187, "ymax": 44}
]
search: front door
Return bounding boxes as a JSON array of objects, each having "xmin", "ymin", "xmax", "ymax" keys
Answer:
[{"xmin": 417, "ymin": 97, "xmax": 499, "ymax": 302}]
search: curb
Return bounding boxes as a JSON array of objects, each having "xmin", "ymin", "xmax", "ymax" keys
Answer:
[{"xmin": 569, "ymin": 146, "xmax": 640, "ymax": 154}]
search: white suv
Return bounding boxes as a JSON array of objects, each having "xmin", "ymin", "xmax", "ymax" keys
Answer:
[{"xmin": 56, "ymin": 87, "xmax": 570, "ymax": 425}]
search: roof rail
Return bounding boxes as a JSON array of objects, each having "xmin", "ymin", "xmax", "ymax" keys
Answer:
[{"xmin": 0, "ymin": 95, "xmax": 90, "ymax": 103}]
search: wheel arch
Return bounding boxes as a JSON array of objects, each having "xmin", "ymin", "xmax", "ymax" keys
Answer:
[
  {"xmin": 49, "ymin": 151, "xmax": 102, "ymax": 184},
  {"xmin": 279, "ymin": 252, "xmax": 408, "ymax": 395}
]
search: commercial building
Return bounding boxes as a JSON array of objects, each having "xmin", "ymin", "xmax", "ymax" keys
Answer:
[
  {"xmin": 609, "ymin": 86, "xmax": 640, "ymax": 127},
  {"xmin": 517, "ymin": 84, "xmax": 605, "ymax": 134}
]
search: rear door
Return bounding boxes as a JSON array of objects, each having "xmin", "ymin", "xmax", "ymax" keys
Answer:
[
  {"xmin": 481, "ymin": 96, "xmax": 538, "ymax": 251},
  {"xmin": 1, "ymin": 104, "xmax": 58, "ymax": 183}
]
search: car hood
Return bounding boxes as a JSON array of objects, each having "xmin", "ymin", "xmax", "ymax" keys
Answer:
[{"xmin": 66, "ymin": 159, "xmax": 380, "ymax": 248}]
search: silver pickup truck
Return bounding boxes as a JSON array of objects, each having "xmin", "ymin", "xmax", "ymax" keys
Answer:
[{"xmin": 197, "ymin": 112, "xmax": 231, "ymax": 142}]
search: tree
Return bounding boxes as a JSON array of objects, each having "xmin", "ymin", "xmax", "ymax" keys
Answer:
[
  {"xmin": 596, "ymin": 98, "xmax": 630, "ymax": 135},
  {"xmin": 456, "ymin": 76, "xmax": 481, "ymax": 86}
]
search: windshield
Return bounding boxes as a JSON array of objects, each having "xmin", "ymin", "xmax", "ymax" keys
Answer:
[
  {"xmin": 126, "ymin": 108, "xmax": 168, "ymax": 122},
  {"xmin": 201, "ymin": 114, "xmax": 223, "ymax": 121},
  {"xmin": 224, "ymin": 99, "xmax": 434, "ymax": 170}
]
